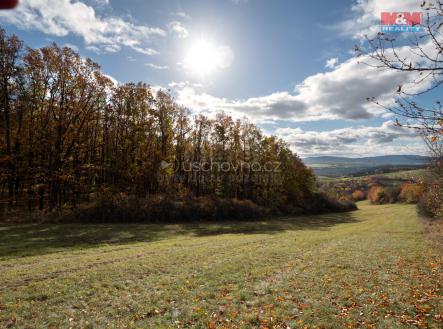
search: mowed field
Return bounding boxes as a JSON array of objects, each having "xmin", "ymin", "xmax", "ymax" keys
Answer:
[
  {"xmin": 316, "ymin": 168, "xmax": 430, "ymax": 183},
  {"xmin": 0, "ymin": 203, "xmax": 441, "ymax": 328}
]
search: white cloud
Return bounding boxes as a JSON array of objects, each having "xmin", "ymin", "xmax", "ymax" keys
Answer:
[
  {"xmin": 174, "ymin": 50, "xmax": 426, "ymax": 122},
  {"xmin": 174, "ymin": 11, "xmax": 191, "ymax": 20},
  {"xmin": 0, "ymin": 0, "xmax": 165, "ymax": 54},
  {"xmin": 325, "ymin": 57, "xmax": 339, "ymax": 69},
  {"xmin": 171, "ymin": 0, "xmax": 434, "ymax": 127},
  {"xmin": 168, "ymin": 21, "xmax": 189, "ymax": 38},
  {"xmin": 86, "ymin": 44, "xmax": 120, "ymax": 54},
  {"xmin": 145, "ymin": 63, "xmax": 169, "ymax": 70},
  {"xmin": 175, "ymin": 87, "xmax": 307, "ymax": 122},
  {"xmin": 275, "ymin": 121, "xmax": 424, "ymax": 156},
  {"xmin": 131, "ymin": 46, "xmax": 160, "ymax": 56},
  {"xmin": 168, "ymin": 81, "xmax": 204, "ymax": 89},
  {"xmin": 293, "ymin": 55, "xmax": 412, "ymax": 120},
  {"xmin": 89, "ymin": 0, "xmax": 109, "ymax": 6}
]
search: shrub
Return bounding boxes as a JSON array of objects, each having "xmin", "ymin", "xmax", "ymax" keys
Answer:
[
  {"xmin": 64, "ymin": 190, "xmax": 358, "ymax": 223},
  {"xmin": 351, "ymin": 190, "xmax": 366, "ymax": 201},
  {"xmin": 417, "ymin": 182, "xmax": 443, "ymax": 218},
  {"xmin": 398, "ymin": 183, "xmax": 423, "ymax": 204},
  {"xmin": 384, "ymin": 186, "xmax": 402, "ymax": 204},
  {"xmin": 69, "ymin": 194, "xmax": 268, "ymax": 223},
  {"xmin": 302, "ymin": 193, "xmax": 357, "ymax": 213},
  {"xmin": 72, "ymin": 193, "xmax": 146, "ymax": 223},
  {"xmin": 368, "ymin": 186, "xmax": 385, "ymax": 204},
  {"xmin": 368, "ymin": 185, "xmax": 400, "ymax": 204}
]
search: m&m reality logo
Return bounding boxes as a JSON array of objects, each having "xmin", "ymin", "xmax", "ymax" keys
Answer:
[{"xmin": 380, "ymin": 12, "xmax": 424, "ymax": 32}]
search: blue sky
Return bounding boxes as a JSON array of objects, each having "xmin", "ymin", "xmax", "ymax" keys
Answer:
[{"xmin": 0, "ymin": 0, "xmax": 434, "ymax": 157}]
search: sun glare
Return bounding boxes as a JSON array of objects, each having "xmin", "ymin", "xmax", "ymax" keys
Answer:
[{"xmin": 184, "ymin": 39, "xmax": 233, "ymax": 77}]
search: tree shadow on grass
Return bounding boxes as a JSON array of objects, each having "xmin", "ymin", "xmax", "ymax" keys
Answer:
[
  {"xmin": 189, "ymin": 212, "xmax": 359, "ymax": 236},
  {"xmin": 0, "ymin": 211, "xmax": 359, "ymax": 259}
]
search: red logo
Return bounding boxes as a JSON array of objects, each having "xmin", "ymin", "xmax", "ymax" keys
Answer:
[
  {"xmin": 381, "ymin": 12, "xmax": 422, "ymax": 26},
  {"xmin": 0, "ymin": 0, "xmax": 18, "ymax": 10}
]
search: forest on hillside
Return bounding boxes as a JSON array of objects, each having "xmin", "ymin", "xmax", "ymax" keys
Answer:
[{"xmin": 0, "ymin": 28, "xmax": 353, "ymax": 221}]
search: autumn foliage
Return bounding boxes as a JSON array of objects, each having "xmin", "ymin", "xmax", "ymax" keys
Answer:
[
  {"xmin": 368, "ymin": 186, "xmax": 384, "ymax": 204},
  {"xmin": 0, "ymin": 28, "xmax": 340, "ymax": 220},
  {"xmin": 351, "ymin": 189, "xmax": 366, "ymax": 201},
  {"xmin": 398, "ymin": 183, "xmax": 423, "ymax": 204},
  {"xmin": 417, "ymin": 176, "xmax": 443, "ymax": 218}
]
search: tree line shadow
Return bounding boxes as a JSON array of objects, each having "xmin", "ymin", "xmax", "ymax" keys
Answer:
[{"xmin": 0, "ymin": 211, "xmax": 359, "ymax": 259}]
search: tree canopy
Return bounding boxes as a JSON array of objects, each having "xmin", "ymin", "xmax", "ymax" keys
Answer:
[{"xmin": 0, "ymin": 28, "xmax": 316, "ymax": 214}]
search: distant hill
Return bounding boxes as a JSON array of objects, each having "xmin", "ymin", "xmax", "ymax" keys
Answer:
[{"xmin": 303, "ymin": 155, "xmax": 430, "ymax": 177}]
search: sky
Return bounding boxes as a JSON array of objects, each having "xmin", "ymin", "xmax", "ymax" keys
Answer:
[{"xmin": 0, "ymin": 0, "xmax": 436, "ymax": 157}]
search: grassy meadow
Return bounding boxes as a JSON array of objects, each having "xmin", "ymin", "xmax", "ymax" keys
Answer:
[
  {"xmin": 0, "ymin": 202, "xmax": 442, "ymax": 328},
  {"xmin": 317, "ymin": 168, "xmax": 430, "ymax": 183}
]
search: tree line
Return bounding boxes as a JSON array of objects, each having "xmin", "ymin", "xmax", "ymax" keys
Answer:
[{"xmin": 0, "ymin": 28, "xmax": 316, "ymax": 214}]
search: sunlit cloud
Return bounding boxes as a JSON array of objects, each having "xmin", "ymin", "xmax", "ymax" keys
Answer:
[
  {"xmin": 0, "ymin": 0, "xmax": 165, "ymax": 54},
  {"xmin": 173, "ymin": 50, "xmax": 427, "ymax": 122},
  {"xmin": 325, "ymin": 57, "xmax": 339, "ymax": 69},
  {"xmin": 275, "ymin": 121, "xmax": 424, "ymax": 157},
  {"xmin": 145, "ymin": 63, "xmax": 169, "ymax": 70},
  {"xmin": 168, "ymin": 21, "xmax": 189, "ymax": 38}
]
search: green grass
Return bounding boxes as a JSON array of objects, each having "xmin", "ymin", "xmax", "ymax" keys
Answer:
[
  {"xmin": 317, "ymin": 168, "xmax": 430, "ymax": 183},
  {"xmin": 0, "ymin": 203, "xmax": 441, "ymax": 328},
  {"xmin": 380, "ymin": 169, "xmax": 431, "ymax": 180}
]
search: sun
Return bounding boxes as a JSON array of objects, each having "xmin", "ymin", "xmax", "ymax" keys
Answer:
[
  {"xmin": 184, "ymin": 39, "xmax": 219, "ymax": 76},
  {"xmin": 184, "ymin": 39, "xmax": 233, "ymax": 77}
]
